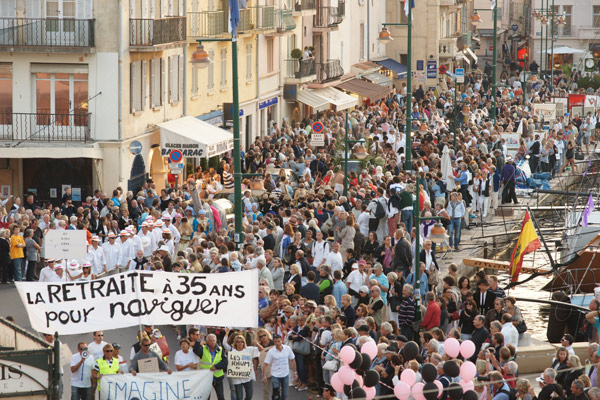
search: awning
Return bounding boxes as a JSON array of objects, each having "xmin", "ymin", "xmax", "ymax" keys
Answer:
[
  {"xmin": 297, "ymin": 90, "xmax": 329, "ymax": 112},
  {"xmin": 157, "ymin": 116, "xmax": 233, "ymax": 158},
  {"xmin": 373, "ymin": 58, "xmax": 408, "ymax": 79},
  {"xmin": 362, "ymin": 72, "xmax": 393, "ymax": 87},
  {"xmin": 456, "ymin": 52, "xmax": 471, "ymax": 65},
  {"xmin": 464, "ymin": 47, "xmax": 478, "ymax": 64},
  {"xmin": 312, "ymin": 87, "xmax": 358, "ymax": 111},
  {"xmin": 335, "ymin": 78, "xmax": 391, "ymax": 101}
]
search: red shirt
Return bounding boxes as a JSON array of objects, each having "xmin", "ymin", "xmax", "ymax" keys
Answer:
[{"xmin": 420, "ymin": 301, "xmax": 441, "ymax": 330}]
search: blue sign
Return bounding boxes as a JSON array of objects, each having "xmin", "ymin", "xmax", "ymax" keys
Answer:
[
  {"xmin": 427, "ymin": 61, "xmax": 437, "ymax": 79},
  {"xmin": 512, "ymin": 24, "xmax": 519, "ymax": 32},
  {"xmin": 455, "ymin": 68, "xmax": 465, "ymax": 83},
  {"xmin": 259, "ymin": 97, "xmax": 278, "ymax": 110},
  {"xmin": 312, "ymin": 121, "xmax": 324, "ymax": 134},
  {"xmin": 169, "ymin": 149, "xmax": 183, "ymax": 163},
  {"xmin": 416, "ymin": 60, "xmax": 424, "ymax": 71},
  {"xmin": 129, "ymin": 140, "xmax": 142, "ymax": 155}
]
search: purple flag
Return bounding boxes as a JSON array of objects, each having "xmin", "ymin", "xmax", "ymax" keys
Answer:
[{"xmin": 582, "ymin": 193, "xmax": 595, "ymax": 227}]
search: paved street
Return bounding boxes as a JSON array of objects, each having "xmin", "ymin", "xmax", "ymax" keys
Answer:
[{"xmin": 0, "ymin": 283, "xmax": 309, "ymax": 400}]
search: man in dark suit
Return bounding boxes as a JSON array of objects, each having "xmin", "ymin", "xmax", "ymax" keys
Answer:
[
  {"xmin": 475, "ymin": 279, "xmax": 496, "ymax": 315},
  {"xmin": 263, "ymin": 224, "xmax": 276, "ymax": 252}
]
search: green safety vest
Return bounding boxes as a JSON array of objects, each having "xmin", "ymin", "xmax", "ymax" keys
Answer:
[
  {"xmin": 199, "ymin": 345, "xmax": 224, "ymax": 378},
  {"xmin": 96, "ymin": 357, "xmax": 120, "ymax": 391}
]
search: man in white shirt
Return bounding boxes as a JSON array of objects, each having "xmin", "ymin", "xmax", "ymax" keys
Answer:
[
  {"xmin": 39, "ymin": 259, "xmax": 57, "ymax": 282},
  {"xmin": 137, "ymin": 222, "xmax": 155, "ymax": 257},
  {"xmin": 346, "ymin": 260, "xmax": 367, "ymax": 306},
  {"xmin": 88, "ymin": 331, "xmax": 108, "ymax": 363},
  {"xmin": 102, "ymin": 232, "xmax": 120, "ymax": 273},
  {"xmin": 153, "ymin": 220, "xmax": 165, "ymax": 245},
  {"xmin": 324, "ymin": 242, "xmax": 343, "ymax": 273},
  {"xmin": 312, "ymin": 231, "xmax": 329, "ymax": 269},
  {"xmin": 87, "ymin": 236, "xmax": 106, "ymax": 276},
  {"xmin": 500, "ymin": 313, "xmax": 519, "ymax": 350},
  {"xmin": 262, "ymin": 335, "xmax": 297, "ymax": 400},
  {"xmin": 116, "ymin": 231, "xmax": 133, "ymax": 272},
  {"xmin": 163, "ymin": 215, "xmax": 181, "ymax": 245},
  {"xmin": 560, "ymin": 334, "xmax": 575, "ymax": 356},
  {"xmin": 71, "ymin": 341, "xmax": 94, "ymax": 399}
]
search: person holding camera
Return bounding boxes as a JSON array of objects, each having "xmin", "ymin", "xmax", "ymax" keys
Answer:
[{"xmin": 70, "ymin": 342, "xmax": 93, "ymax": 400}]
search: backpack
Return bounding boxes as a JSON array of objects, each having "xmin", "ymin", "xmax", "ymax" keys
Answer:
[
  {"xmin": 373, "ymin": 199, "xmax": 386, "ymax": 219},
  {"xmin": 389, "ymin": 193, "xmax": 402, "ymax": 210},
  {"xmin": 498, "ymin": 387, "xmax": 518, "ymax": 400}
]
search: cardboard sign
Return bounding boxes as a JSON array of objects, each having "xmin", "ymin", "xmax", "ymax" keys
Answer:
[
  {"xmin": 138, "ymin": 357, "xmax": 159, "ymax": 373},
  {"xmin": 227, "ymin": 350, "xmax": 253, "ymax": 379},
  {"xmin": 44, "ymin": 230, "xmax": 87, "ymax": 260}
]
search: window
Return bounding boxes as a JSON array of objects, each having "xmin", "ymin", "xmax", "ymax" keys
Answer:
[
  {"xmin": 0, "ymin": 64, "xmax": 12, "ymax": 125},
  {"xmin": 220, "ymin": 47, "xmax": 227, "ymax": 89},
  {"xmin": 208, "ymin": 50, "xmax": 215, "ymax": 92},
  {"xmin": 246, "ymin": 43, "xmax": 252, "ymax": 82},
  {"xmin": 359, "ymin": 23, "xmax": 365, "ymax": 60},
  {"xmin": 191, "ymin": 66, "xmax": 198, "ymax": 97},
  {"xmin": 130, "ymin": 60, "xmax": 146, "ymax": 112},
  {"xmin": 150, "ymin": 58, "xmax": 164, "ymax": 107},
  {"xmin": 563, "ymin": 5, "xmax": 572, "ymax": 36},
  {"xmin": 266, "ymin": 38, "xmax": 274, "ymax": 73},
  {"xmin": 594, "ymin": 6, "xmax": 600, "ymax": 28},
  {"xmin": 34, "ymin": 70, "xmax": 88, "ymax": 126},
  {"xmin": 167, "ymin": 54, "xmax": 183, "ymax": 103}
]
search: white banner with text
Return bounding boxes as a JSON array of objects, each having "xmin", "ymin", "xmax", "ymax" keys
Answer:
[
  {"xmin": 100, "ymin": 370, "xmax": 213, "ymax": 400},
  {"xmin": 15, "ymin": 270, "xmax": 258, "ymax": 335}
]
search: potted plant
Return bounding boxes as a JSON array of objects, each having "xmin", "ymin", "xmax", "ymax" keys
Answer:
[{"xmin": 291, "ymin": 48, "xmax": 303, "ymax": 78}]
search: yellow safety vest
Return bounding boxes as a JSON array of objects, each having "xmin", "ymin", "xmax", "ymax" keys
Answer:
[
  {"xmin": 96, "ymin": 357, "xmax": 120, "ymax": 391},
  {"xmin": 199, "ymin": 345, "xmax": 224, "ymax": 378}
]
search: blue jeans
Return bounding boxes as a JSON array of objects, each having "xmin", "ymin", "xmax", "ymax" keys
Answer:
[
  {"xmin": 401, "ymin": 209, "xmax": 413, "ymax": 234},
  {"xmin": 71, "ymin": 386, "xmax": 90, "ymax": 400},
  {"xmin": 448, "ymin": 218, "xmax": 462, "ymax": 248},
  {"xmin": 295, "ymin": 353, "xmax": 308, "ymax": 383},
  {"xmin": 234, "ymin": 381, "xmax": 253, "ymax": 400},
  {"xmin": 272, "ymin": 376, "xmax": 289, "ymax": 400},
  {"xmin": 12, "ymin": 258, "xmax": 22, "ymax": 282}
]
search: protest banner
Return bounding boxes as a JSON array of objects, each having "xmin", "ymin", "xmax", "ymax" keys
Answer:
[
  {"xmin": 532, "ymin": 103, "xmax": 557, "ymax": 121},
  {"xmin": 227, "ymin": 350, "xmax": 254, "ymax": 379},
  {"xmin": 100, "ymin": 370, "xmax": 213, "ymax": 400},
  {"xmin": 501, "ymin": 133, "xmax": 520, "ymax": 157},
  {"xmin": 44, "ymin": 230, "xmax": 87, "ymax": 260},
  {"xmin": 15, "ymin": 270, "xmax": 259, "ymax": 335}
]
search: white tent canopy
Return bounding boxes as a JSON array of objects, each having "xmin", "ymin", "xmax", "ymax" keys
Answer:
[
  {"xmin": 538, "ymin": 46, "xmax": 585, "ymax": 54},
  {"xmin": 158, "ymin": 116, "xmax": 233, "ymax": 158}
]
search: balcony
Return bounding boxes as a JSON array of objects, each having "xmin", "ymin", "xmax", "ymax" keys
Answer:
[
  {"xmin": 439, "ymin": 37, "xmax": 458, "ymax": 58},
  {"xmin": 0, "ymin": 112, "xmax": 91, "ymax": 142},
  {"xmin": 130, "ymin": 17, "xmax": 186, "ymax": 50},
  {"xmin": 267, "ymin": 9, "xmax": 296, "ymax": 35},
  {"xmin": 187, "ymin": 11, "xmax": 227, "ymax": 38},
  {"xmin": 0, "ymin": 18, "xmax": 94, "ymax": 51},
  {"xmin": 293, "ymin": 0, "xmax": 317, "ymax": 16},
  {"xmin": 316, "ymin": 59, "xmax": 343, "ymax": 83},
  {"xmin": 284, "ymin": 59, "xmax": 317, "ymax": 83},
  {"xmin": 313, "ymin": 6, "xmax": 344, "ymax": 31}
]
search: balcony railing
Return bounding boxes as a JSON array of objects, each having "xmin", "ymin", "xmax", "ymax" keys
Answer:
[
  {"xmin": 275, "ymin": 9, "xmax": 296, "ymax": 32},
  {"xmin": 285, "ymin": 59, "xmax": 316, "ymax": 79},
  {"xmin": 130, "ymin": 17, "xmax": 186, "ymax": 47},
  {"xmin": 313, "ymin": 7, "xmax": 344, "ymax": 28},
  {"xmin": 187, "ymin": 10, "xmax": 227, "ymax": 38},
  {"xmin": 295, "ymin": 0, "xmax": 316, "ymax": 12},
  {"xmin": 316, "ymin": 59, "xmax": 343, "ymax": 82},
  {"xmin": 0, "ymin": 112, "xmax": 91, "ymax": 142},
  {"xmin": 0, "ymin": 18, "xmax": 94, "ymax": 48}
]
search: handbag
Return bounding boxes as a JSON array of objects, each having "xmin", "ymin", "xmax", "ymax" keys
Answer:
[
  {"xmin": 516, "ymin": 320, "xmax": 528, "ymax": 334},
  {"xmin": 427, "ymin": 267, "xmax": 439, "ymax": 287},
  {"xmin": 323, "ymin": 359, "xmax": 339, "ymax": 371},
  {"xmin": 291, "ymin": 339, "xmax": 311, "ymax": 355}
]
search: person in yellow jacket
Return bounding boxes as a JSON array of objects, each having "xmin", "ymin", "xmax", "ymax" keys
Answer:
[
  {"xmin": 193, "ymin": 333, "xmax": 228, "ymax": 400},
  {"xmin": 91, "ymin": 344, "xmax": 124, "ymax": 392},
  {"xmin": 9, "ymin": 225, "xmax": 25, "ymax": 282}
]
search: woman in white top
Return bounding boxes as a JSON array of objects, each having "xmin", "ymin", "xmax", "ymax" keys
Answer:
[
  {"xmin": 225, "ymin": 332, "xmax": 259, "ymax": 400},
  {"xmin": 174, "ymin": 339, "xmax": 198, "ymax": 372}
]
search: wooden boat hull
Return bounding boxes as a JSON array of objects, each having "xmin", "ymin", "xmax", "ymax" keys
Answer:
[{"xmin": 543, "ymin": 251, "xmax": 600, "ymax": 294}]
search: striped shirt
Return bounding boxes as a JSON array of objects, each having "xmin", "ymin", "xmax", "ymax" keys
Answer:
[{"xmin": 397, "ymin": 296, "xmax": 415, "ymax": 327}]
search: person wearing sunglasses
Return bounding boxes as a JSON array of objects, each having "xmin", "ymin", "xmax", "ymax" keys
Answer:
[
  {"xmin": 70, "ymin": 342, "xmax": 93, "ymax": 400},
  {"xmin": 129, "ymin": 338, "xmax": 172, "ymax": 376},
  {"xmin": 91, "ymin": 344, "xmax": 123, "ymax": 393}
]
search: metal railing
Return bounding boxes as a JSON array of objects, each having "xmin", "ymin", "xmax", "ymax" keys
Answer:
[
  {"xmin": 187, "ymin": 10, "xmax": 227, "ymax": 37},
  {"xmin": 294, "ymin": 0, "xmax": 316, "ymax": 12},
  {"xmin": 253, "ymin": 6, "xmax": 275, "ymax": 30},
  {"xmin": 275, "ymin": 9, "xmax": 296, "ymax": 32},
  {"xmin": 285, "ymin": 59, "xmax": 316, "ymax": 79},
  {"xmin": 316, "ymin": 59, "xmax": 343, "ymax": 82},
  {"xmin": 0, "ymin": 112, "xmax": 91, "ymax": 142},
  {"xmin": 0, "ymin": 18, "xmax": 94, "ymax": 48},
  {"xmin": 238, "ymin": 8, "xmax": 252, "ymax": 32},
  {"xmin": 130, "ymin": 17, "xmax": 186, "ymax": 46},
  {"xmin": 313, "ymin": 6, "xmax": 344, "ymax": 28}
]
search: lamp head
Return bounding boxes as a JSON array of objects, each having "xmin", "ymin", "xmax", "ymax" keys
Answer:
[
  {"xmin": 377, "ymin": 27, "xmax": 393, "ymax": 44},
  {"xmin": 190, "ymin": 43, "xmax": 212, "ymax": 69}
]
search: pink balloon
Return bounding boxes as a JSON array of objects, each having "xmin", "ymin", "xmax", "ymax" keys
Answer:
[
  {"xmin": 340, "ymin": 346, "xmax": 356, "ymax": 365},
  {"xmin": 460, "ymin": 379, "xmax": 475, "ymax": 392},
  {"xmin": 412, "ymin": 382, "xmax": 426, "ymax": 400},
  {"xmin": 338, "ymin": 365, "xmax": 355, "ymax": 385},
  {"xmin": 362, "ymin": 341, "xmax": 378, "ymax": 360},
  {"xmin": 445, "ymin": 338, "xmax": 460, "ymax": 358},
  {"xmin": 460, "ymin": 340, "xmax": 476, "ymax": 359},
  {"xmin": 394, "ymin": 381, "xmax": 412, "ymax": 400},
  {"xmin": 401, "ymin": 368, "xmax": 417, "ymax": 387},
  {"xmin": 355, "ymin": 374, "xmax": 364, "ymax": 387},
  {"xmin": 365, "ymin": 386, "xmax": 376, "ymax": 400},
  {"xmin": 331, "ymin": 373, "xmax": 344, "ymax": 393},
  {"xmin": 460, "ymin": 361, "xmax": 477, "ymax": 381},
  {"xmin": 434, "ymin": 380, "xmax": 443, "ymax": 398}
]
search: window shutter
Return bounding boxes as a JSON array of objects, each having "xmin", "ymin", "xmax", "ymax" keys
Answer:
[
  {"xmin": 26, "ymin": 0, "xmax": 42, "ymax": 18},
  {"xmin": 76, "ymin": 0, "xmax": 92, "ymax": 19},
  {"xmin": 168, "ymin": 0, "xmax": 174, "ymax": 16},
  {"xmin": 160, "ymin": 58, "xmax": 165, "ymax": 105},
  {"xmin": 178, "ymin": 54, "xmax": 183, "ymax": 102},
  {"xmin": 160, "ymin": 0, "xmax": 167, "ymax": 18},
  {"xmin": 178, "ymin": 0, "xmax": 184, "ymax": 16},
  {"xmin": 130, "ymin": 62, "xmax": 136, "ymax": 113},
  {"xmin": 129, "ymin": 0, "xmax": 136, "ymax": 18},
  {"xmin": 208, "ymin": 51, "xmax": 214, "ymax": 90},
  {"xmin": 141, "ymin": 60, "xmax": 147, "ymax": 110},
  {"xmin": 191, "ymin": 68, "xmax": 198, "ymax": 96},
  {"xmin": 2, "ymin": 0, "xmax": 16, "ymax": 17},
  {"xmin": 168, "ymin": 56, "xmax": 174, "ymax": 103},
  {"xmin": 150, "ymin": 59, "xmax": 156, "ymax": 107}
]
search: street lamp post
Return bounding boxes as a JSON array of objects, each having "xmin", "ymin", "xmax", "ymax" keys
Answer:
[
  {"xmin": 190, "ymin": 38, "xmax": 243, "ymax": 248},
  {"xmin": 344, "ymin": 109, "xmax": 349, "ymax": 197},
  {"xmin": 491, "ymin": 1, "xmax": 498, "ymax": 124}
]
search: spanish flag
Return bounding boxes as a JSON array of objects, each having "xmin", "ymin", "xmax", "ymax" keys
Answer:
[{"xmin": 510, "ymin": 211, "xmax": 541, "ymax": 282}]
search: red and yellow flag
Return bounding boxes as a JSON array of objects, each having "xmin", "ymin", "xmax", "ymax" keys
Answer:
[{"xmin": 510, "ymin": 211, "xmax": 542, "ymax": 282}]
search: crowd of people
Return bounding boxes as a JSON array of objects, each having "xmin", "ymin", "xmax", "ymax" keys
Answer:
[{"xmin": 1, "ymin": 65, "xmax": 600, "ymax": 400}]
